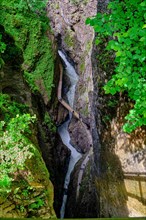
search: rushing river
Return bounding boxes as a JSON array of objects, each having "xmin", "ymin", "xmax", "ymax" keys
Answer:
[{"xmin": 58, "ymin": 50, "xmax": 82, "ymax": 218}]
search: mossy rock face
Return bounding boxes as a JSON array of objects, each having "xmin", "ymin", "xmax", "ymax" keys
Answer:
[
  {"xmin": 0, "ymin": 1, "xmax": 57, "ymax": 218},
  {"xmin": 0, "ymin": 146, "xmax": 56, "ymax": 218},
  {"xmin": 1, "ymin": 0, "xmax": 55, "ymax": 104},
  {"xmin": 66, "ymin": 157, "xmax": 98, "ymax": 218},
  {"xmin": 64, "ymin": 28, "xmax": 76, "ymax": 50},
  {"xmin": 70, "ymin": 0, "xmax": 88, "ymax": 5},
  {"xmin": 47, "ymin": 0, "xmax": 97, "ymax": 120}
]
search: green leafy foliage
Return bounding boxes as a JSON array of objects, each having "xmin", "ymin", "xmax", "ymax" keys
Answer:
[
  {"xmin": 0, "ymin": 34, "xmax": 6, "ymax": 68},
  {"xmin": 0, "ymin": 93, "xmax": 36, "ymax": 193},
  {"xmin": 44, "ymin": 112, "xmax": 56, "ymax": 133},
  {"xmin": 86, "ymin": 0, "xmax": 146, "ymax": 132},
  {"xmin": 29, "ymin": 197, "xmax": 44, "ymax": 210},
  {"xmin": 0, "ymin": 0, "xmax": 54, "ymax": 100},
  {"xmin": 0, "ymin": 94, "xmax": 28, "ymax": 122}
]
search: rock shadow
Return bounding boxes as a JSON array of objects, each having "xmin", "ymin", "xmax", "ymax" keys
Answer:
[{"xmin": 97, "ymin": 148, "xmax": 129, "ymax": 217}]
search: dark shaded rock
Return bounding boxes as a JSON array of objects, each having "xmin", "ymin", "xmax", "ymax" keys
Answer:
[
  {"xmin": 69, "ymin": 118, "xmax": 92, "ymax": 153},
  {"xmin": 66, "ymin": 155, "xmax": 99, "ymax": 218},
  {"xmin": 52, "ymin": 134, "xmax": 71, "ymax": 217}
]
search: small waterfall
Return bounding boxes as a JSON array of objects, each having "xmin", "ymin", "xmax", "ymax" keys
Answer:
[
  {"xmin": 58, "ymin": 50, "xmax": 79, "ymax": 108},
  {"xmin": 58, "ymin": 50, "xmax": 82, "ymax": 218}
]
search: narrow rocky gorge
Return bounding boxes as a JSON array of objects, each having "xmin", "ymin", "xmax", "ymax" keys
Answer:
[
  {"xmin": 1, "ymin": 0, "xmax": 146, "ymax": 218},
  {"xmin": 57, "ymin": 50, "xmax": 82, "ymax": 218},
  {"xmin": 47, "ymin": 0, "xmax": 99, "ymax": 218},
  {"xmin": 47, "ymin": 0, "xmax": 146, "ymax": 218}
]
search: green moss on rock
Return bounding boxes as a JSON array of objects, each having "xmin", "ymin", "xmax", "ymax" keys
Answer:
[
  {"xmin": 0, "ymin": 147, "xmax": 56, "ymax": 218},
  {"xmin": 64, "ymin": 28, "xmax": 75, "ymax": 49},
  {"xmin": 1, "ymin": 0, "xmax": 55, "ymax": 101},
  {"xmin": 0, "ymin": 93, "xmax": 56, "ymax": 218},
  {"xmin": 0, "ymin": 1, "xmax": 56, "ymax": 218}
]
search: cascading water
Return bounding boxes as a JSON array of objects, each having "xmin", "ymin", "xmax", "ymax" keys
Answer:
[{"xmin": 58, "ymin": 50, "xmax": 82, "ymax": 218}]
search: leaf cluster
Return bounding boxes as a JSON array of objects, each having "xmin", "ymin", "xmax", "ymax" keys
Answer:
[
  {"xmin": 28, "ymin": 197, "xmax": 44, "ymax": 210},
  {"xmin": 86, "ymin": 0, "xmax": 146, "ymax": 132},
  {"xmin": 44, "ymin": 112, "xmax": 56, "ymax": 133}
]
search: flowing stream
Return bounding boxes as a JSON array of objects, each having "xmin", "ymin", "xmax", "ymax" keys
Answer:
[{"xmin": 58, "ymin": 50, "xmax": 82, "ymax": 218}]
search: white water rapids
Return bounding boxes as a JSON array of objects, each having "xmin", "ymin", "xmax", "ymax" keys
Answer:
[{"xmin": 58, "ymin": 50, "xmax": 82, "ymax": 218}]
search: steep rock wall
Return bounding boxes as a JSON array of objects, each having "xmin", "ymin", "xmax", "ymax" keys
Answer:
[
  {"xmin": 0, "ymin": 54, "xmax": 56, "ymax": 218},
  {"xmin": 47, "ymin": 0, "xmax": 96, "ymax": 137},
  {"xmin": 92, "ymin": 0, "xmax": 146, "ymax": 217},
  {"xmin": 47, "ymin": 0, "xmax": 99, "ymax": 217},
  {"xmin": 0, "ymin": 2, "xmax": 57, "ymax": 218},
  {"xmin": 48, "ymin": 0, "xmax": 146, "ymax": 218}
]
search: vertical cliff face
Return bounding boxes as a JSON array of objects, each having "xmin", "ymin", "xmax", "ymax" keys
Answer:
[
  {"xmin": 48, "ymin": 2, "xmax": 99, "ymax": 216},
  {"xmin": 92, "ymin": 0, "xmax": 146, "ymax": 217},
  {"xmin": 48, "ymin": 0, "xmax": 146, "ymax": 218},
  {"xmin": 0, "ymin": 2, "xmax": 57, "ymax": 217},
  {"xmin": 0, "ymin": 51, "xmax": 56, "ymax": 218},
  {"xmin": 47, "ymin": 1, "xmax": 98, "ymax": 164},
  {"xmin": 47, "ymin": 0, "xmax": 99, "ymax": 217},
  {"xmin": 47, "ymin": 0, "xmax": 96, "ymax": 116}
]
